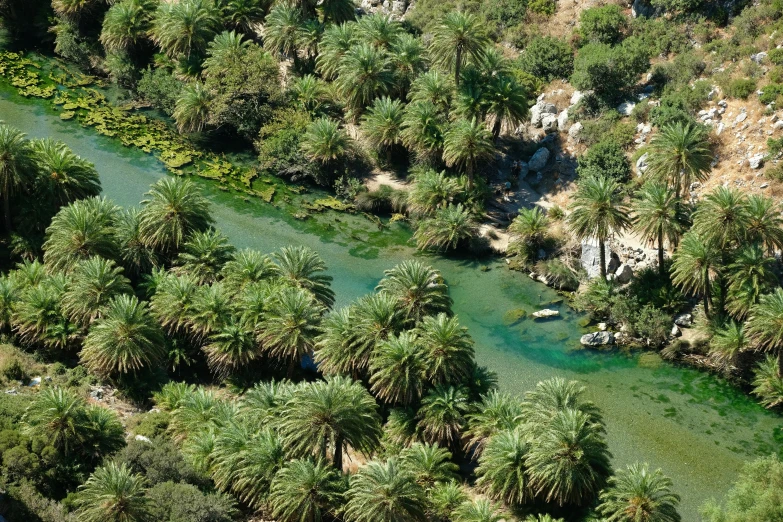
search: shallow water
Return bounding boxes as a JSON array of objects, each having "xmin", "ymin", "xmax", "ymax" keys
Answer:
[{"xmin": 2, "ymin": 88, "xmax": 781, "ymax": 520}]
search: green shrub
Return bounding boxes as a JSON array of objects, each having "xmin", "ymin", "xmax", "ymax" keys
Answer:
[
  {"xmin": 147, "ymin": 481, "xmax": 237, "ymax": 522},
  {"xmin": 116, "ymin": 438, "xmax": 207, "ymax": 487},
  {"xmin": 535, "ymin": 259, "xmax": 579, "ymax": 291},
  {"xmin": 480, "ymin": 0, "xmax": 529, "ymax": 34},
  {"xmin": 629, "ymin": 17, "xmax": 690, "ymax": 56},
  {"xmin": 769, "ymin": 48, "xmax": 783, "ymax": 66},
  {"xmin": 759, "ymin": 83, "xmax": 783, "ymax": 105},
  {"xmin": 700, "ymin": 456, "xmax": 783, "ymax": 522},
  {"xmin": 768, "ymin": 136, "xmax": 783, "ymax": 156},
  {"xmin": 650, "ymin": 0, "xmax": 704, "ymax": 14},
  {"xmin": 579, "ymin": 5, "xmax": 627, "ymax": 45},
  {"xmin": 518, "ymin": 36, "xmax": 574, "ymax": 82},
  {"xmin": 577, "ymin": 139, "xmax": 632, "ymax": 181},
  {"xmin": 528, "ymin": 0, "xmax": 556, "ymax": 15},
  {"xmin": 765, "ymin": 164, "xmax": 783, "ymax": 181},
  {"xmin": 126, "ymin": 410, "xmax": 171, "ymax": 440},
  {"xmin": 571, "ymin": 38, "xmax": 650, "ymax": 101},
  {"xmin": 724, "ymin": 78, "xmax": 757, "ymax": 99},
  {"xmin": 137, "ymin": 67, "xmax": 184, "ymax": 116},
  {"xmin": 255, "ymin": 108, "xmax": 317, "ymax": 182},
  {"xmin": 769, "ymin": 66, "xmax": 783, "ymax": 84}
]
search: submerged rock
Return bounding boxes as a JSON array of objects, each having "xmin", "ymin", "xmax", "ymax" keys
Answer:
[{"xmin": 581, "ymin": 331, "xmax": 615, "ymax": 346}]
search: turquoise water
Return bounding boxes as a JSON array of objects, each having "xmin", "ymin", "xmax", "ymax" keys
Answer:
[{"xmin": 2, "ymin": 89, "xmax": 781, "ymax": 520}]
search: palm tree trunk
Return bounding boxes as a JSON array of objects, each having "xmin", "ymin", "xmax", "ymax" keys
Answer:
[
  {"xmin": 466, "ymin": 162, "xmax": 474, "ymax": 190},
  {"xmin": 3, "ymin": 191, "xmax": 11, "ymax": 234},
  {"xmin": 492, "ymin": 118, "xmax": 502, "ymax": 140},
  {"xmin": 658, "ymin": 229, "xmax": 665, "ymax": 277},
  {"xmin": 599, "ymin": 238, "xmax": 607, "ymax": 280},
  {"xmin": 703, "ymin": 278, "xmax": 710, "ymax": 317},
  {"xmin": 333, "ymin": 435, "xmax": 344, "ymax": 471},
  {"xmin": 454, "ymin": 46, "xmax": 462, "ymax": 89}
]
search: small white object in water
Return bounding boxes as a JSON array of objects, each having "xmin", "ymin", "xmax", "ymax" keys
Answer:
[{"xmin": 532, "ymin": 309, "xmax": 559, "ymax": 319}]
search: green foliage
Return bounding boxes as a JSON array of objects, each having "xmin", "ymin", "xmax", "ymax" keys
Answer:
[
  {"xmin": 724, "ymin": 78, "xmax": 757, "ymax": 99},
  {"xmin": 650, "ymin": 0, "xmax": 704, "ymax": 13},
  {"xmin": 700, "ymin": 455, "xmax": 783, "ymax": 521},
  {"xmin": 147, "ymin": 481, "xmax": 237, "ymax": 522},
  {"xmin": 518, "ymin": 36, "xmax": 574, "ymax": 82},
  {"xmin": 579, "ymin": 5, "xmax": 627, "ymax": 45},
  {"xmin": 759, "ymin": 83, "xmax": 783, "ymax": 105},
  {"xmin": 571, "ymin": 39, "xmax": 650, "ymax": 101},
  {"xmin": 597, "ymin": 463, "xmax": 681, "ymax": 521},
  {"xmin": 256, "ymin": 108, "xmax": 315, "ymax": 182},
  {"xmin": 577, "ymin": 139, "xmax": 632, "ymax": 181},
  {"xmin": 414, "ymin": 204, "xmax": 479, "ymax": 252},
  {"xmin": 137, "ymin": 68, "xmax": 184, "ymax": 116}
]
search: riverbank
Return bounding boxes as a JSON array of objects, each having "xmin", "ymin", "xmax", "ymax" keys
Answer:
[{"xmin": 2, "ymin": 82, "xmax": 782, "ymax": 519}]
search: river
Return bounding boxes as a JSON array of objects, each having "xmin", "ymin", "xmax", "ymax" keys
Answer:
[{"xmin": 1, "ymin": 87, "xmax": 781, "ymax": 520}]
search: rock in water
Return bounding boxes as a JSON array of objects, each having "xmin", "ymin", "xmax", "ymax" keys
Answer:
[
  {"xmin": 532, "ymin": 309, "xmax": 560, "ymax": 319},
  {"xmin": 580, "ymin": 331, "xmax": 615, "ymax": 346}
]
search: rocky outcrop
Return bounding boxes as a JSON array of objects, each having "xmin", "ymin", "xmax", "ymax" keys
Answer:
[
  {"xmin": 631, "ymin": 0, "xmax": 658, "ymax": 17},
  {"xmin": 580, "ymin": 239, "xmax": 618, "ymax": 279},
  {"xmin": 528, "ymin": 147, "xmax": 550, "ymax": 172},
  {"xmin": 531, "ymin": 101, "xmax": 557, "ymax": 128},
  {"xmin": 674, "ymin": 313, "xmax": 693, "ymax": 327},
  {"xmin": 581, "ymin": 331, "xmax": 614, "ymax": 346}
]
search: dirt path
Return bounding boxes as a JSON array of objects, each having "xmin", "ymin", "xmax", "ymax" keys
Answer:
[{"xmin": 364, "ymin": 170, "xmax": 411, "ymax": 192}]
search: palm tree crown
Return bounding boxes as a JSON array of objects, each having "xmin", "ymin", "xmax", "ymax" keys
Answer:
[
  {"xmin": 597, "ymin": 463, "xmax": 681, "ymax": 522},
  {"xmin": 646, "ymin": 122, "xmax": 712, "ymax": 198},
  {"xmin": 429, "ymin": 12, "xmax": 489, "ymax": 88}
]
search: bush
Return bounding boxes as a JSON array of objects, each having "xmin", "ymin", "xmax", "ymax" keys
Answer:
[
  {"xmin": 255, "ymin": 108, "xmax": 317, "ymax": 182},
  {"xmin": 147, "ymin": 481, "xmax": 237, "ymax": 522},
  {"xmin": 769, "ymin": 48, "xmax": 783, "ymax": 66},
  {"xmin": 115, "ymin": 438, "xmax": 207, "ymax": 487},
  {"xmin": 518, "ymin": 36, "xmax": 574, "ymax": 82},
  {"xmin": 577, "ymin": 139, "xmax": 632, "ymax": 181},
  {"xmin": 571, "ymin": 38, "xmax": 650, "ymax": 101},
  {"xmin": 724, "ymin": 78, "xmax": 757, "ymax": 99},
  {"xmin": 650, "ymin": 0, "xmax": 704, "ymax": 14},
  {"xmin": 528, "ymin": 0, "xmax": 557, "ymax": 15},
  {"xmin": 759, "ymin": 83, "xmax": 783, "ymax": 105},
  {"xmin": 649, "ymin": 94, "xmax": 697, "ymax": 128},
  {"xmin": 535, "ymin": 259, "xmax": 579, "ymax": 291},
  {"xmin": 137, "ymin": 68, "xmax": 184, "ymax": 116},
  {"xmin": 104, "ymin": 51, "xmax": 139, "ymax": 89},
  {"xmin": 579, "ymin": 5, "xmax": 627, "ymax": 44},
  {"xmin": 700, "ymin": 456, "xmax": 783, "ymax": 522}
]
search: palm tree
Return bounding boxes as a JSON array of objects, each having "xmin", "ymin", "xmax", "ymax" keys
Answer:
[
  {"xmin": 269, "ymin": 458, "xmax": 345, "ymax": 522},
  {"xmin": 409, "ymin": 71, "xmax": 454, "ymax": 113},
  {"xmin": 221, "ymin": 249, "xmax": 279, "ymax": 293},
  {"xmin": 475, "ymin": 428, "xmax": 531, "ymax": 506},
  {"xmin": 173, "ymin": 82, "xmax": 212, "ymax": 133},
  {"xmin": 633, "ymin": 182, "xmax": 685, "ymax": 276},
  {"xmin": 12, "ymin": 276, "xmax": 76, "ymax": 350},
  {"xmin": 43, "ymin": 197, "xmax": 119, "ymax": 273},
  {"xmin": 191, "ymin": 282, "xmax": 235, "ymax": 338},
  {"xmin": 726, "ymin": 244, "xmax": 776, "ymax": 319},
  {"xmin": 290, "ymin": 74, "xmax": 328, "ymax": 115},
  {"xmin": 399, "ymin": 442, "xmax": 459, "ymax": 490},
  {"xmin": 568, "ymin": 175, "xmax": 631, "ymax": 280},
  {"xmin": 223, "ymin": 0, "xmax": 267, "ymax": 35},
  {"xmin": 453, "ymin": 498, "xmax": 510, "ymax": 522},
  {"xmin": 344, "ymin": 458, "xmax": 426, "ymax": 522},
  {"xmin": 151, "ymin": 0, "xmax": 220, "ymax": 60},
  {"xmin": 52, "ymin": 0, "xmax": 99, "ymax": 23},
  {"xmin": 745, "ymin": 194, "xmax": 783, "ymax": 253},
  {"xmin": 708, "ymin": 321, "xmax": 746, "ymax": 374},
  {"xmin": 430, "ymin": 481, "xmax": 468, "ymax": 519},
  {"xmin": 335, "ymin": 43, "xmax": 394, "ymax": 115},
  {"xmin": 526, "ymin": 408, "xmax": 612, "ymax": 506},
  {"xmin": 406, "ymin": 170, "xmax": 460, "ymax": 218},
  {"xmin": 81, "ymin": 294, "xmax": 166, "ymax": 377},
  {"xmin": 301, "ymin": 118, "xmax": 352, "ymax": 166},
  {"xmin": 671, "ymin": 231, "xmax": 721, "ymax": 317},
  {"xmin": 319, "ymin": 0, "xmax": 355, "ymax": 24},
  {"xmin": 202, "ymin": 30, "xmax": 251, "ymax": 76},
  {"xmin": 263, "ymin": 3, "xmax": 302, "ymax": 59},
  {"xmin": 746, "ymin": 288, "xmax": 783, "ymax": 354},
  {"xmin": 0, "ymin": 276, "xmax": 19, "ymax": 333},
  {"xmin": 296, "ymin": 18, "xmax": 322, "ymax": 63},
  {"xmin": 417, "ymin": 385, "xmax": 469, "ymax": 451},
  {"xmin": 175, "ymin": 229, "xmax": 235, "ymax": 284},
  {"xmin": 204, "ymin": 321, "xmax": 261, "ymax": 378},
  {"xmin": 384, "ymin": 407, "xmax": 419, "ymax": 448},
  {"xmin": 100, "ymin": 0, "xmax": 155, "ymax": 55},
  {"xmin": 464, "ymin": 391, "xmax": 523, "ymax": 456},
  {"xmin": 484, "ymin": 75, "xmax": 528, "ymax": 139},
  {"xmin": 429, "ymin": 12, "xmax": 489, "ymax": 89},
  {"xmin": 317, "ymin": 22, "xmax": 355, "ymax": 80},
  {"xmin": 62, "ymin": 256, "xmax": 133, "ymax": 328},
  {"xmin": 22, "ymin": 387, "xmax": 87, "ymax": 456},
  {"xmin": 508, "ymin": 207, "xmax": 550, "ymax": 264},
  {"xmin": 82, "ymin": 405, "xmax": 126, "ymax": 463},
  {"xmin": 646, "ymin": 122, "xmax": 712, "ymax": 198},
  {"xmin": 313, "ymin": 307, "xmax": 360, "ymax": 376},
  {"xmin": 415, "ymin": 313, "xmax": 475, "ymax": 385},
  {"xmin": 279, "ymin": 376, "xmax": 382, "ymax": 470},
  {"xmin": 138, "ymin": 177, "xmax": 214, "ymax": 256},
  {"xmin": 453, "ymin": 77, "xmax": 486, "ymax": 122},
  {"xmin": 521, "ymin": 378, "xmax": 603, "ymax": 434},
  {"xmin": 259, "ymin": 286, "xmax": 325, "ymax": 375},
  {"xmin": 76, "ymin": 462, "xmax": 149, "ymax": 522},
  {"xmin": 369, "ymin": 331, "xmax": 426, "ymax": 405},
  {"xmin": 169, "ymin": 387, "xmax": 229, "ymax": 438},
  {"xmin": 692, "ymin": 186, "xmax": 749, "ymax": 249},
  {"xmin": 400, "ymin": 101, "xmax": 446, "ymax": 162},
  {"xmin": 273, "ymin": 246, "xmax": 335, "ymax": 308},
  {"xmin": 115, "ymin": 208, "xmax": 158, "ymax": 279},
  {"xmin": 597, "ymin": 463, "xmax": 681, "ymax": 522},
  {"xmin": 355, "ymin": 13, "xmax": 402, "ymax": 50},
  {"xmin": 150, "ymin": 272, "xmax": 200, "ymax": 335},
  {"xmin": 31, "ymin": 138, "xmax": 101, "ymax": 207},
  {"xmin": 0, "ymin": 125, "xmax": 38, "ymax": 232},
  {"xmin": 390, "ymin": 34, "xmax": 426, "ymax": 96},
  {"xmin": 442, "ymin": 118, "xmax": 494, "ymax": 189},
  {"xmin": 376, "ymin": 260, "xmax": 452, "ymax": 323},
  {"xmin": 751, "ymin": 355, "xmax": 783, "ymax": 409},
  {"xmin": 414, "ymin": 203, "xmax": 478, "ymax": 252},
  {"xmin": 361, "ymin": 97, "xmax": 405, "ymax": 163}
]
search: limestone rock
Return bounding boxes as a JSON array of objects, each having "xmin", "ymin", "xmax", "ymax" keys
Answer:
[
  {"xmin": 614, "ymin": 264, "xmax": 634, "ymax": 284},
  {"xmin": 580, "ymin": 239, "xmax": 617, "ymax": 279},
  {"xmin": 568, "ymin": 122, "xmax": 583, "ymax": 139},
  {"xmin": 749, "ymin": 154, "xmax": 764, "ymax": 169},
  {"xmin": 531, "ymin": 101, "xmax": 557, "ymax": 127},
  {"xmin": 635, "ymin": 152, "xmax": 649, "ymax": 177},
  {"xmin": 541, "ymin": 114, "xmax": 558, "ymax": 133},
  {"xmin": 135, "ymin": 434, "xmax": 152, "ymax": 443},
  {"xmin": 751, "ymin": 51, "xmax": 768, "ymax": 64},
  {"xmin": 617, "ymin": 101, "xmax": 636, "ymax": 115},
  {"xmin": 528, "ymin": 147, "xmax": 550, "ymax": 172},
  {"xmin": 532, "ymin": 309, "xmax": 560, "ymax": 319},
  {"xmin": 557, "ymin": 109, "xmax": 569, "ymax": 130},
  {"xmin": 671, "ymin": 324, "xmax": 682, "ymax": 337},
  {"xmin": 580, "ymin": 331, "xmax": 615, "ymax": 346},
  {"xmin": 673, "ymin": 313, "xmax": 693, "ymax": 327}
]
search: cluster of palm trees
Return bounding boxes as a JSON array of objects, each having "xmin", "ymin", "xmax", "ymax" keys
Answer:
[
  {"xmin": 71, "ymin": 376, "xmax": 681, "ymax": 522},
  {"xmin": 506, "ymin": 120, "xmax": 783, "ymax": 409}
]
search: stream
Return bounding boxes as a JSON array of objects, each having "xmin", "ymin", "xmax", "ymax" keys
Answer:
[{"xmin": 2, "ymin": 86, "xmax": 781, "ymax": 520}]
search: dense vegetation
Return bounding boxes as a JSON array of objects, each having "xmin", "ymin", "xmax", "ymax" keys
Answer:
[{"xmin": 2, "ymin": 0, "xmax": 783, "ymax": 518}]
